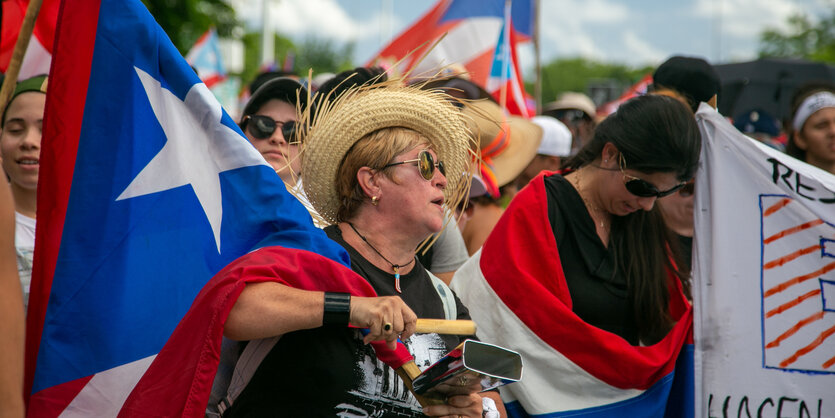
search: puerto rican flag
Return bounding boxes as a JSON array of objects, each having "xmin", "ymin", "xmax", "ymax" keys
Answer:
[
  {"xmin": 25, "ymin": 0, "xmax": 412, "ymax": 416},
  {"xmin": 185, "ymin": 28, "xmax": 226, "ymax": 88},
  {"xmin": 596, "ymin": 73, "xmax": 652, "ymax": 118},
  {"xmin": 368, "ymin": 0, "xmax": 533, "ymax": 115},
  {"xmin": 0, "ymin": 0, "xmax": 59, "ymax": 77},
  {"xmin": 451, "ymin": 174, "xmax": 694, "ymax": 417},
  {"xmin": 484, "ymin": 4, "xmax": 531, "ymax": 118}
]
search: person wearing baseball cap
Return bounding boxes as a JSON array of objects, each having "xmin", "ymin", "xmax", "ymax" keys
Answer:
[
  {"xmin": 514, "ymin": 115, "xmax": 572, "ymax": 189},
  {"xmin": 1, "ymin": 74, "xmax": 48, "ymax": 310},
  {"xmin": 650, "ymin": 55, "xmax": 719, "ymax": 112},
  {"xmin": 239, "ymin": 77, "xmax": 308, "ymax": 188}
]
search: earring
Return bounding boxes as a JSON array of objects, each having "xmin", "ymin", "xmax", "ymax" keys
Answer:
[{"xmin": 371, "ymin": 196, "xmax": 379, "ymax": 206}]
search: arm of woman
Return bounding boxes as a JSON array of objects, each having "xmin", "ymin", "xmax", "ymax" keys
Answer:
[
  {"xmin": 0, "ymin": 179, "xmax": 25, "ymax": 418},
  {"xmin": 224, "ymin": 282, "xmax": 417, "ymax": 349}
]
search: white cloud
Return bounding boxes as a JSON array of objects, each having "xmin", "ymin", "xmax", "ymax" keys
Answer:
[
  {"xmin": 621, "ymin": 30, "xmax": 666, "ymax": 64},
  {"xmin": 691, "ymin": 0, "xmax": 804, "ymax": 38},
  {"xmin": 537, "ymin": 0, "xmax": 631, "ymax": 60},
  {"xmin": 233, "ymin": 0, "xmax": 389, "ymax": 42}
]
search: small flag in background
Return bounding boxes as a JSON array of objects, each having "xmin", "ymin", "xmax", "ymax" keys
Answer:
[
  {"xmin": 368, "ymin": 0, "xmax": 534, "ymax": 116},
  {"xmin": 185, "ymin": 28, "xmax": 226, "ymax": 88},
  {"xmin": 0, "ymin": 0, "xmax": 59, "ymax": 78}
]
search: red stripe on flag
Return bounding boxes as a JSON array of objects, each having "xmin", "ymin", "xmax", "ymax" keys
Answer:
[
  {"xmin": 28, "ymin": 375, "xmax": 93, "ymax": 417},
  {"xmin": 24, "ymin": 0, "xmax": 101, "ymax": 403},
  {"xmin": 120, "ymin": 247, "xmax": 412, "ymax": 417}
]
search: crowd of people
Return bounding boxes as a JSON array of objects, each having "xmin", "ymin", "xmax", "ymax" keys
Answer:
[{"xmin": 1, "ymin": 52, "xmax": 834, "ymax": 417}]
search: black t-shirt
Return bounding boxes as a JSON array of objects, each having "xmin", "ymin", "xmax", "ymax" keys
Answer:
[
  {"xmin": 543, "ymin": 174, "xmax": 639, "ymax": 345},
  {"xmin": 225, "ymin": 226, "xmax": 471, "ymax": 417}
]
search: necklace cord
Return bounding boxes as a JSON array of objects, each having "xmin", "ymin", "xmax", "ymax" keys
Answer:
[{"xmin": 346, "ymin": 222, "xmax": 416, "ymax": 271}]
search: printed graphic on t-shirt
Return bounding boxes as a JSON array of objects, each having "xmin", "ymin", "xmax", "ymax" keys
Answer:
[{"xmin": 339, "ymin": 331, "xmax": 449, "ymax": 416}]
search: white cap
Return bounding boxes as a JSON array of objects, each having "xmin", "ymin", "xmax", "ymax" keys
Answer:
[
  {"xmin": 469, "ymin": 173, "xmax": 488, "ymax": 198},
  {"xmin": 532, "ymin": 116, "xmax": 572, "ymax": 157}
]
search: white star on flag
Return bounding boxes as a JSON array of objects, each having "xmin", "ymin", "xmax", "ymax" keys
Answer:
[{"xmin": 117, "ymin": 67, "xmax": 269, "ymax": 252}]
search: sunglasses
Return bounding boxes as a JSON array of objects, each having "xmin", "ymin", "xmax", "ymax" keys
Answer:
[
  {"xmin": 242, "ymin": 115, "xmax": 298, "ymax": 143},
  {"xmin": 382, "ymin": 150, "xmax": 446, "ymax": 181},
  {"xmin": 618, "ymin": 154, "xmax": 685, "ymax": 198}
]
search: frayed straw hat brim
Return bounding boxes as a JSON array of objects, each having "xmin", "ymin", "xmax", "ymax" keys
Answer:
[{"xmin": 302, "ymin": 85, "xmax": 473, "ymax": 225}]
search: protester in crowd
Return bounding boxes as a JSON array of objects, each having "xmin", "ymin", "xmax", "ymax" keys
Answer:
[
  {"xmin": 1, "ymin": 75, "xmax": 47, "ymax": 310},
  {"xmin": 459, "ymin": 99, "xmax": 542, "ymax": 255},
  {"xmin": 542, "ymin": 92, "xmax": 596, "ymax": 154},
  {"xmin": 650, "ymin": 55, "xmax": 719, "ymax": 113},
  {"xmin": 649, "ymin": 55, "xmax": 720, "ymax": 270},
  {"xmin": 452, "ymin": 95, "xmax": 699, "ymax": 415},
  {"xmin": 514, "ymin": 115, "xmax": 572, "ymax": 189},
  {"xmin": 0, "ymin": 168, "xmax": 24, "ymax": 417},
  {"xmin": 733, "ymin": 108, "xmax": 784, "ymax": 150},
  {"xmin": 786, "ymin": 82, "xmax": 835, "ymax": 175},
  {"xmin": 223, "ymin": 82, "xmax": 503, "ymax": 417},
  {"xmin": 239, "ymin": 77, "xmax": 306, "ymax": 190},
  {"xmin": 315, "ymin": 67, "xmax": 471, "ymax": 283}
]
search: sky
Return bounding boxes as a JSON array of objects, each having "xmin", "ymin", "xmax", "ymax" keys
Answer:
[{"xmin": 231, "ymin": 0, "xmax": 833, "ymax": 75}]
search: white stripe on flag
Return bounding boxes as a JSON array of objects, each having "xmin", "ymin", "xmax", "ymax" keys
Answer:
[
  {"xmin": 59, "ymin": 355, "xmax": 155, "ymax": 417},
  {"xmin": 19, "ymin": 37, "xmax": 52, "ymax": 79},
  {"xmin": 412, "ymin": 18, "xmax": 502, "ymax": 75},
  {"xmin": 452, "ymin": 251, "xmax": 644, "ymax": 415}
]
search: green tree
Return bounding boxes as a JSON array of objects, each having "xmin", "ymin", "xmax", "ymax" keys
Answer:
[
  {"xmin": 239, "ymin": 32, "xmax": 297, "ymax": 89},
  {"xmin": 294, "ymin": 37, "xmax": 356, "ymax": 75},
  {"xmin": 759, "ymin": 11, "xmax": 835, "ymax": 62},
  {"xmin": 529, "ymin": 57, "xmax": 653, "ymax": 104},
  {"xmin": 143, "ymin": 0, "xmax": 239, "ymax": 54}
]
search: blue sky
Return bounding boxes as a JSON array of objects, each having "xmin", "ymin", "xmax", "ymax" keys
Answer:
[{"xmin": 233, "ymin": 0, "xmax": 832, "ymax": 73}]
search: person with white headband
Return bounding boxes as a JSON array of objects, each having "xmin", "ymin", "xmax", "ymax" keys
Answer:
[{"xmin": 786, "ymin": 83, "xmax": 835, "ymax": 174}]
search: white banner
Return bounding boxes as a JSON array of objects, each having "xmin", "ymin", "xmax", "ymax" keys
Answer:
[{"xmin": 694, "ymin": 104, "xmax": 835, "ymax": 418}]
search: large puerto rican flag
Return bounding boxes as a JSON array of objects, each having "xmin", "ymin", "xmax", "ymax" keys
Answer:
[
  {"xmin": 25, "ymin": 0, "xmax": 412, "ymax": 416},
  {"xmin": 368, "ymin": 0, "xmax": 533, "ymax": 116},
  {"xmin": 451, "ymin": 174, "xmax": 693, "ymax": 417},
  {"xmin": 0, "ymin": 0, "xmax": 59, "ymax": 77}
]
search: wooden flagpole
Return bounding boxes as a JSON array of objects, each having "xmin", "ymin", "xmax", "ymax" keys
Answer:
[
  {"xmin": 0, "ymin": 0, "xmax": 45, "ymax": 118},
  {"xmin": 533, "ymin": 0, "xmax": 542, "ymax": 114}
]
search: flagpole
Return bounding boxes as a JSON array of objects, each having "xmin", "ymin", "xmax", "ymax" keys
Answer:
[
  {"xmin": 499, "ymin": 0, "xmax": 511, "ymax": 111},
  {"xmin": 0, "ymin": 0, "xmax": 44, "ymax": 117},
  {"xmin": 533, "ymin": 0, "xmax": 541, "ymax": 114}
]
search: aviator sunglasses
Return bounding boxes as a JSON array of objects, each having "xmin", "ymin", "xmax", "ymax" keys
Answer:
[
  {"xmin": 242, "ymin": 115, "xmax": 298, "ymax": 143},
  {"xmin": 618, "ymin": 154, "xmax": 686, "ymax": 198},
  {"xmin": 382, "ymin": 150, "xmax": 446, "ymax": 181}
]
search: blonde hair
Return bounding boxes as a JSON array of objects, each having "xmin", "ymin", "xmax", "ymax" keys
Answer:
[{"xmin": 336, "ymin": 127, "xmax": 431, "ymax": 222}]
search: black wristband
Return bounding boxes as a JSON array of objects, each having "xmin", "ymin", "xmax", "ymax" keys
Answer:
[{"xmin": 323, "ymin": 292, "xmax": 351, "ymax": 327}]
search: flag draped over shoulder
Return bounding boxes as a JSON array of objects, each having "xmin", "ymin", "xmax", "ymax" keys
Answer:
[
  {"xmin": 0, "ymin": 0, "xmax": 58, "ymax": 77},
  {"xmin": 25, "ymin": 0, "xmax": 411, "ymax": 416},
  {"xmin": 368, "ymin": 0, "xmax": 533, "ymax": 116},
  {"xmin": 692, "ymin": 104, "xmax": 835, "ymax": 417},
  {"xmin": 451, "ymin": 174, "xmax": 693, "ymax": 417}
]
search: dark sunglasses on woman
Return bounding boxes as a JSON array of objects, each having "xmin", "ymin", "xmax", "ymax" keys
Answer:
[
  {"xmin": 241, "ymin": 115, "xmax": 298, "ymax": 143},
  {"xmin": 382, "ymin": 150, "xmax": 446, "ymax": 181},
  {"xmin": 618, "ymin": 154, "xmax": 686, "ymax": 198}
]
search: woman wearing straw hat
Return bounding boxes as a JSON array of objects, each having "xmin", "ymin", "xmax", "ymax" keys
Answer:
[
  {"xmin": 452, "ymin": 95, "xmax": 700, "ymax": 416},
  {"xmin": 225, "ymin": 83, "xmax": 503, "ymax": 417}
]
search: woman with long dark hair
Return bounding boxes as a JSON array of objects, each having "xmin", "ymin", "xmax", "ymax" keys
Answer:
[{"xmin": 452, "ymin": 94, "xmax": 701, "ymax": 416}]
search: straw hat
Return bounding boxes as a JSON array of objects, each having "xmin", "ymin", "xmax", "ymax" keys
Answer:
[
  {"xmin": 301, "ymin": 83, "xmax": 473, "ymax": 225},
  {"xmin": 462, "ymin": 100, "xmax": 542, "ymax": 189}
]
